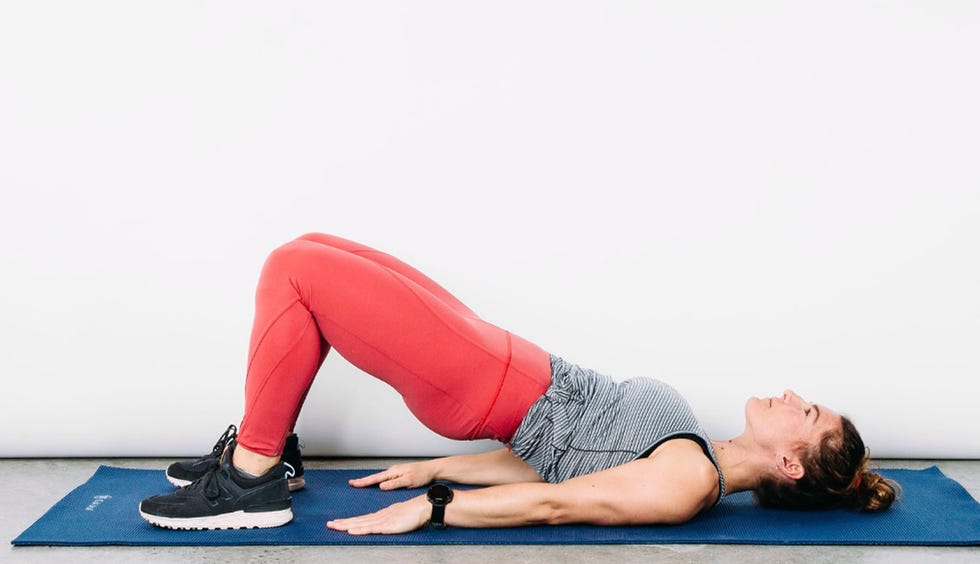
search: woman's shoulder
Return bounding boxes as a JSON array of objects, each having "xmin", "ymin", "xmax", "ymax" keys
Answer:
[
  {"xmin": 648, "ymin": 438, "xmax": 721, "ymax": 507},
  {"xmin": 552, "ymin": 439, "xmax": 721, "ymax": 525}
]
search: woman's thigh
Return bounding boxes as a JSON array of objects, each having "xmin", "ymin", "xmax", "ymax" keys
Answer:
[{"xmin": 260, "ymin": 237, "xmax": 516, "ymax": 439}]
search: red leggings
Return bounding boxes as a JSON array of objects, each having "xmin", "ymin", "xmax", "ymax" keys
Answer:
[{"xmin": 237, "ymin": 233, "xmax": 553, "ymax": 456}]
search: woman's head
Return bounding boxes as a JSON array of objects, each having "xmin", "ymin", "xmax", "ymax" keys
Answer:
[
  {"xmin": 753, "ymin": 406, "xmax": 899, "ymax": 511},
  {"xmin": 744, "ymin": 391, "xmax": 840, "ymax": 460}
]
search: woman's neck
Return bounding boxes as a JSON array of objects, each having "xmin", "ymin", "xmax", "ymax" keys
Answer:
[{"xmin": 710, "ymin": 437, "xmax": 769, "ymax": 495}]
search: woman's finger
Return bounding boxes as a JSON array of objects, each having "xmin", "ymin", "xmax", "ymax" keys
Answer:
[
  {"xmin": 378, "ymin": 473, "xmax": 413, "ymax": 490},
  {"xmin": 348, "ymin": 469, "xmax": 396, "ymax": 487},
  {"xmin": 326, "ymin": 497, "xmax": 428, "ymax": 535}
]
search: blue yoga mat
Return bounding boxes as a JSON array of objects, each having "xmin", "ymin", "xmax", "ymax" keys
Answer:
[{"xmin": 12, "ymin": 466, "xmax": 980, "ymax": 546}]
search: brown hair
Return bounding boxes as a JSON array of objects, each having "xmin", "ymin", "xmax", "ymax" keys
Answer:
[{"xmin": 755, "ymin": 416, "xmax": 899, "ymax": 511}]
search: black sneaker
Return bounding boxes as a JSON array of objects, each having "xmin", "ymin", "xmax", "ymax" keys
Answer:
[
  {"xmin": 282, "ymin": 433, "xmax": 306, "ymax": 491},
  {"xmin": 166, "ymin": 425, "xmax": 306, "ymax": 492},
  {"xmin": 140, "ymin": 440, "xmax": 294, "ymax": 530}
]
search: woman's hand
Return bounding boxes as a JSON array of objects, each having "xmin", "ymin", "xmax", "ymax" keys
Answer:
[
  {"xmin": 327, "ymin": 495, "xmax": 430, "ymax": 535},
  {"xmin": 347, "ymin": 461, "xmax": 437, "ymax": 490}
]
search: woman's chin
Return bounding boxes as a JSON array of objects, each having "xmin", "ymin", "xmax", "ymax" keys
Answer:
[{"xmin": 744, "ymin": 396, "xmax": 766, "ymax": 423}]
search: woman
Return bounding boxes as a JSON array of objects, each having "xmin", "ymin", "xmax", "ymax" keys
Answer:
[{"xmin": 139, "ymin": 233, "xmax": 898, "ymax": 533}]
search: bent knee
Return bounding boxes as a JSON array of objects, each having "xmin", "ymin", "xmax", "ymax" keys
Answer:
[
  {"xmin": 261, "ymin": 238, "xmax": 320, "ymax": 276},
  {"xmin": 295, "ymin": 232, "xmax": 332, "ymax": 244}
]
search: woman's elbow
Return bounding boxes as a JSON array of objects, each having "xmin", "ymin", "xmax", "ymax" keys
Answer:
[
  {"xmin": 544, "ymin": 500, "xmax": 622, "ymax": 527},
  {"xmin": 551, "ymin": 499, "xmax": 700, "ymax": 527},
  {"xmin": 540, "ymin": 498, "xmax": 572, "ymax": 526}
]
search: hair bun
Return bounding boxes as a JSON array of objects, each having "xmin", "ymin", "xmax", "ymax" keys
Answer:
[{"xmin": 856, "ymin": 471, "xmax": 899, "ymax": 512}]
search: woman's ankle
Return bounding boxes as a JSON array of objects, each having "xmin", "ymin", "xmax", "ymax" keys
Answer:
[{"xmin": 232, "ymin": 442, "xmax": 281, "ymax": 476}]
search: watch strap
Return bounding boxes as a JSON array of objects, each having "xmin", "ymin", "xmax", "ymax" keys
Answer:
[{"xmin": 430, "ymin": 504, "xmax": 447, "ymax": 529}]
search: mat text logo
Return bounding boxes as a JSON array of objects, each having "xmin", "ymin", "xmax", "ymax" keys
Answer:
[{"xmin": 85, "ymin": 494, "xmax": 112, "ymax": 511}]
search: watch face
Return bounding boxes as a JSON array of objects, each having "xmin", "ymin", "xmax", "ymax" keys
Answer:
[{"xmin": 427, "ymin": 483, "xmax": 453, "ymax": 505}]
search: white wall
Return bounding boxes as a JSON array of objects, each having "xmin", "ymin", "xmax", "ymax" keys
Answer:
[{"xmin": 1, "ymin": 1, "xmax": 977, "ymax": 458}]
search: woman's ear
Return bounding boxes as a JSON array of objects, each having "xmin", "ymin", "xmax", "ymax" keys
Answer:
[{"xmin": 779, "ymin": 455, "xmax": 805, "ymax": 480}]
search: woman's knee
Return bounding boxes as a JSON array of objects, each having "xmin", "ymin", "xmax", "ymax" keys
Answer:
[
  {"xmin": 262, "ymin": 238, "xmax": 319, "ymax": 277},
  {"xmin": 295, "ymin": 232, "xmax": 366, "ymax": 250},
  {"xmin": 295, "ymin": 232, "xmax": 332, "ymax": 244}
]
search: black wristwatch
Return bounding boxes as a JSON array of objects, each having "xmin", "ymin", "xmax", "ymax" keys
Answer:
[{"xmin": 426, "ymin": 482, "xmax": 454, "ymax": 529}]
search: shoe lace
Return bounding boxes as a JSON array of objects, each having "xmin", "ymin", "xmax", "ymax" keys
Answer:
[
  {"xmin": 186, "ymin": 466, "xmax": 222, "ymax": 499},
  {"xmin": 210, "ymin": 424, "xmax": 238, "ymax": 458}
]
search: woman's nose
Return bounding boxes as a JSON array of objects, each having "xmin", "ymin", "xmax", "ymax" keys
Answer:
[{"xmin": 782, "ymin": 390, "xmax": 800, "ymax": 404}]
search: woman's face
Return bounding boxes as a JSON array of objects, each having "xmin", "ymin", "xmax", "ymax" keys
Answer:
[{"xmin": 745, "ymin": 390, "xmax": 842, "ymax": 454}]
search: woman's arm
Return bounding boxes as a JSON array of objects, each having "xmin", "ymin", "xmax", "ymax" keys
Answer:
[
  {"xmin": 328, "ymin": 439, "xmax": 719, "ymax": 535},
  {"xmin": 347, "ymin": 448, "xmax": 543, "ymax": 490},
  {"xmin": 436, "ymin": 448, "xmax": 545, "ymax": 484}
]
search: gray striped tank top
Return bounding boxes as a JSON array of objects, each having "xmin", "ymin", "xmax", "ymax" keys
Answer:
[{"xmin": 510, "ymin": 355, "xmax": 726, "ymax": 502}]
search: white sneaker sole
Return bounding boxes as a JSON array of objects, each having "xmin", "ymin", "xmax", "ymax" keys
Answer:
[
  {"xmin": 166, "ymin": 474, "xmax": 306, "ymax": 492},
  {"xmin": 140, "ymin": 507, "xmax": 293, "ymax": 530}
]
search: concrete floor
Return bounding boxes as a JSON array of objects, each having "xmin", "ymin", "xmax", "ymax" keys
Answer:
[{"xmin": 2, "ymin": 458, "xmax": 978, "ymax": 563}]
